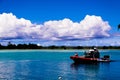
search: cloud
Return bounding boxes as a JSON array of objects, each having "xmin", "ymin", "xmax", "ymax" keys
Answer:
[
  {"xmin": 43, "ymin": 15, "xmax": 111, "ymax": 40},
  {"xmin": 0, "ymin": 13, "xmax": 33, "ymax": 39},
  {"xmin": 0, "ymin": 13, "xmax": 111, "ymax": 40}
]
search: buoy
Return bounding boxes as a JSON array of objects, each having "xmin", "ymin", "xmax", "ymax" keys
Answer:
[{"xmin": 58, "ymin": 76, "xmax": 62, "ymax": 80}]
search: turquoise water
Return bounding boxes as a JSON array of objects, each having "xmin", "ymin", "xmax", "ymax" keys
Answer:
[{"xmin": 0, "ymin": 50, "xmax": 119, "ymax": 80}]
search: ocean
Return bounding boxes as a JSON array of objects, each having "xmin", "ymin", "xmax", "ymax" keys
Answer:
[{"xmin": 0, "ymin": 50, "xmax": 119, "ymax": 80}]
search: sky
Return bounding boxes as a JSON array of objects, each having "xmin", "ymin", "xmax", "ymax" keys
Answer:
[{"xmin": 0, "ymin": 0, "xmax": 120, "ymax": 46}]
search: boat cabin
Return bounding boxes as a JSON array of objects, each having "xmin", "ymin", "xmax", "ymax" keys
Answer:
[{"xmin": 84, "ymin": 48, "xmax": 100, "ymax": 58}]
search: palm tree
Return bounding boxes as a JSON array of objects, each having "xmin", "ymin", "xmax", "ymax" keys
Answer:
[{"xmin": 118, "ymin": 24, "xmax": 120, "ymax": 30}]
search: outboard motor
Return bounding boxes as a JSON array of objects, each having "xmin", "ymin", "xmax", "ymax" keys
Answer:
[{"xmin": 104, "ymin": 55, "xmax": 110, "ymax": 60}]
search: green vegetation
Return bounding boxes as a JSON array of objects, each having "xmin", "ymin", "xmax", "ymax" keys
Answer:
[{"xmin": 0, "ymin": 42, "xmax": 120, "ymax": 50}]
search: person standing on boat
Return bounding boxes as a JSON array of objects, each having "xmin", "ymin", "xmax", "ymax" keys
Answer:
[{"xmin": 93, "ymin": 47, "xmax": 100, "ymax": 58}]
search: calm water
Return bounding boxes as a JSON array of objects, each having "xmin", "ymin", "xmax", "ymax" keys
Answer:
[{"xmin": 0, "ymin": 50, "xmax": 119, "ymax": 80}]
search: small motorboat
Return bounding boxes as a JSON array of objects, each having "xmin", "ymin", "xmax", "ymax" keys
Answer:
[{"xmin": 70, "ymin": 48, "xmax": 111, "ymax": 63}]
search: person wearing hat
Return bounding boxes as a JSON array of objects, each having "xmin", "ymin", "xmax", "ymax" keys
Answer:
[{"xmin": 93, "ymin": 47, "xmax": 100, "ymax": 58}]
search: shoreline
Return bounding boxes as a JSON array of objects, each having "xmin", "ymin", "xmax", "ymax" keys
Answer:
[{"xmin": 0, "ymin": 49, "xmax": 120, "ymax": 51}]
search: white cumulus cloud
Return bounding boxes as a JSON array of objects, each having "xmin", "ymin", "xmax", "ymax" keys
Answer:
[
  {"xmin": 0, "ymin": 13, "xmax": 111, "ymax": 40},
  {"xmin": 42, "ymin": 15, "xmax": 111, "ymax": 40},
  {"xmin": 0, "ymin": 13, "xmax": 33, "ymax": 39}
]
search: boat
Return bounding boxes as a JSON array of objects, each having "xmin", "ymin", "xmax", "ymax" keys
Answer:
[{"xmin": 70, "ymin": 48, "xmax": 111, "ymax": 63}]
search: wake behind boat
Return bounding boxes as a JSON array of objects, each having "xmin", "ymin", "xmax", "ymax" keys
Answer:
[{"xmin": 70, "ymin": 48, "xmax": 111, "ymax": 63}]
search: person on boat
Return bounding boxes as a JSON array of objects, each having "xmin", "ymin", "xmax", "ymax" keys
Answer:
[{"xmin": 93, "ymin": 47, "xmax": 100, "ymax": 58}]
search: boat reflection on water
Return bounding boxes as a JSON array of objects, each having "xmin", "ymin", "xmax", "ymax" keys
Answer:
[
  {"xmin": 70, "ymin": 62, "xmax": 100, "ymax": 79},
  {"xmin": 70, "ymin": 62, "xmax": 111, "ymax": 80},
  {"xmin": 71, "ymin": 62, "xmax": 100, "ymax": 71}
]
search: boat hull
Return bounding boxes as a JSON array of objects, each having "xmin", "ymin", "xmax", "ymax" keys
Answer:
[{"xmin": 70, "ymin": 56, "xmax": 110, "ymax": 63}]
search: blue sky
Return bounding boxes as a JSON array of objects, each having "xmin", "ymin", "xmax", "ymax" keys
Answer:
[
  {"xmin": 1, "ymin": 0, "xmax": 120, "ymax": 27},
  {"xmin": 0, "ymin": 0, "xmax": 120, "ymax": 46}
]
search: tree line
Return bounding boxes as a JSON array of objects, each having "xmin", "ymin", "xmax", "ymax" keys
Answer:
[{"xmin": 0, "ymin": 42, "xmax": 120, "ymax": 49}]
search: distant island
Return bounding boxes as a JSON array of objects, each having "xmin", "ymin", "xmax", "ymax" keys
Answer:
[{"xmin": 0, "ymin": 42, "xmax": 120, "ymax": 50}]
